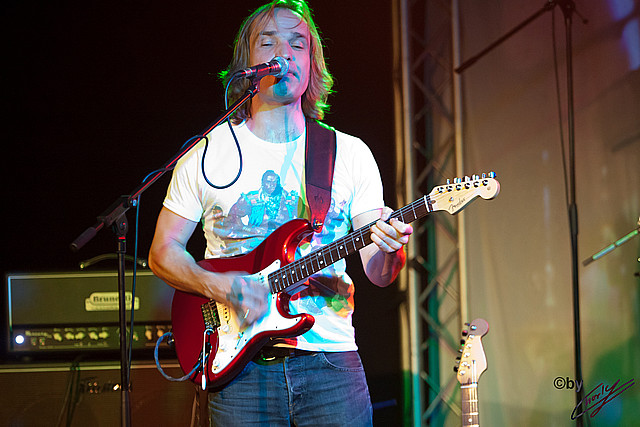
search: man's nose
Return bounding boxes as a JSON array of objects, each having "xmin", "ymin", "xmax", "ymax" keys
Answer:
[{"xmin": 275, "ymin": 42, "xmax": 293, "ymax": 61}]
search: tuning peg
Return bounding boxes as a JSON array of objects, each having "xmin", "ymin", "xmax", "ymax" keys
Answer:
[
  {"xmin": 453, "ymin": 366, "xmax": 458, "ymax": 372},
  {"xmin": 461, "ymin": 329, "xmax": 468, "ymax": 336}
]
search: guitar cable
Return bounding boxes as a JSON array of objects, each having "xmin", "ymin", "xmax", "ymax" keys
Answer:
[
  {"xmin": 154, "ymin": 331, "xmax": 202, "ymax": 382},
  {"xmin": 201, "ymin": 328, "xmax": 214, "ymax": 390}
]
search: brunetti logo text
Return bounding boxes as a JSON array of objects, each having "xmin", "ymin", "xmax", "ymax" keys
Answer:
[{"xmin": 85, "ymin": 292, "xmax": 140, "ymax": 312}]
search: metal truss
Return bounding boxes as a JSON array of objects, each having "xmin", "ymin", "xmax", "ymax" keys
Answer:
[{"xmin": 393, "ymin": 0, "xmax": 466, "ymax": 425}]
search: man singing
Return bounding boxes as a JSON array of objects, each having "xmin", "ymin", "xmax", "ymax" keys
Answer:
[{"xmin": 149, "ymin": 1, "xmax": 412, "ymax": 425}]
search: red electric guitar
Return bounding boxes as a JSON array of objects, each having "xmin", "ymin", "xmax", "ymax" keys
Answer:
[
  {"xmin": 455, "ymin": 318, "xmax": 490, "ymax": 427},
  {"xmin": 171, "ymin": 174, "xmax": 500, "ymax": 389}
]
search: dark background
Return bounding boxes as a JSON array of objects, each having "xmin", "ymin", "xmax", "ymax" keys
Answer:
[{"xmin": 3, "ymin": 1, "xmax": 402, "ymax": 423}]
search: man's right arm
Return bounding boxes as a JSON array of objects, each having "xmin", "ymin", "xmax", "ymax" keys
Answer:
[{"xmin": 148, "ymin": 207, "xmax": 267, "ymax": 325}]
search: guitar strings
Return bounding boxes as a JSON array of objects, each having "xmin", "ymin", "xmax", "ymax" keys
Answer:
[{"xmin": 269, "ymin": 195, "xmax": 433, "ymax": 293}]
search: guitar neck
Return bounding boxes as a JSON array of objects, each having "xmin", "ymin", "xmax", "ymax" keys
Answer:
[
  {"xmin": 269, "ymin": 195, "xmax": 432, "ymax": 294},
  {"xmin": 461, "ymin": 383, "xmax": 479, "ymax": 427},
  {"xmin": 457, "ymin": 317, "xmax": 489, "ymax": 427},
  {"xmin": 269, "ymin": 175, "xmax": 499, "ymax": 294}
]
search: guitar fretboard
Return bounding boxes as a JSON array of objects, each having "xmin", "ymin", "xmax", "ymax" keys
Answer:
[
  {"xmin": 268, "ymin": 195, "xmax": 432, "ymax": 293},
  {"xmin": 461, "ymin": 384, "xmax": 479, "ymax": 427}
]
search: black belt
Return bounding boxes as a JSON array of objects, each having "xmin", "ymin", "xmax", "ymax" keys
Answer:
[{"xmin": 254, "ymin": 346, "xmax": 317, "ymax": 362}]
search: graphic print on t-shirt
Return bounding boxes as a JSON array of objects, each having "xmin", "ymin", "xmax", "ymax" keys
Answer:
[{"xmin": 210, "ymin": 169, "xmax": 299, "ymax": 255}]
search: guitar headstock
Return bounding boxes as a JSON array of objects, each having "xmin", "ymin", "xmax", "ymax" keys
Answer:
[
  {"xmin": 430, "ymin": 172, "xmax": 500, "ymax": 215},
  {"xmin": 455, "ymin": 318, "xmax": 489, "ymax": 385}
]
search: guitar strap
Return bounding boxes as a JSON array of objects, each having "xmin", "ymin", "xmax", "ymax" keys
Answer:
[{"xmin": 305, "ymin": 118, "xmax": 336, "ymax": 233}]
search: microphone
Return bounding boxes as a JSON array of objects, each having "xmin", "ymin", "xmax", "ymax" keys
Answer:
[{"xmin": 233, "ymin": 56, "xmax": 289, "ymax": 80}]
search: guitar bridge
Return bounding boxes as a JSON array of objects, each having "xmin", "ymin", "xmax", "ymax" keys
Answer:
[{"xmin": 201, "ymin": 300, "xmax": 221, "ymax": 330}]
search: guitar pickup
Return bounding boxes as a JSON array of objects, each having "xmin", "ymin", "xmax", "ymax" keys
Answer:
[{"xmin": 201, "ymin": 300, "xmax": 222, "ymax": 330}]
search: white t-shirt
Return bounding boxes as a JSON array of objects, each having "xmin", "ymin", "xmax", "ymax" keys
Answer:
[{"xmin": 164, "ymin": 121, "xmax": 384, "ymax": 351}]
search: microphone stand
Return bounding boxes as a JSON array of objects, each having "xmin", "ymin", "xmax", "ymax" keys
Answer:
[
  {"xmin": 70, "ymin": 82, "xmax": 260, "ymax": 427},
  {"xmin": 455, "ymin": 1, "xmax": 587, "ymax": 423}
]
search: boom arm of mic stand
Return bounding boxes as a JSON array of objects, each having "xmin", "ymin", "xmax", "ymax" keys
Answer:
[
  {"xmin": 455, "ymin": 1, "xmax": 555, "ymax": 74},
  {"xmin": 69, "ymin": 83, "xmax": 259, "ymax": 252}
]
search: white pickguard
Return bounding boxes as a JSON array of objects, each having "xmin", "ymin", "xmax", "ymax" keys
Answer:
[{"xmin": 209, "ymin": 260, "xmax": 305, "ymax": 374}]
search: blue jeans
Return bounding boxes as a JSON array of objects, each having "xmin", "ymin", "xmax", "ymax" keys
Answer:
[{"xmin": 208, "ymin": 351, "xmax": 373, "ymax": 426}]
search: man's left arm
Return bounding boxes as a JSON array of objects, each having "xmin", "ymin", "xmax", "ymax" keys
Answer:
[{"xmin": 353, "ymin": 207, "xmax": 413, "ymax": 287}]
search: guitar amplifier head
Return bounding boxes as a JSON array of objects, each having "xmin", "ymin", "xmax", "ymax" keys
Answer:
[{"xmin": 3, "ymin": 270, "xmax": 175, "ymax": 355}]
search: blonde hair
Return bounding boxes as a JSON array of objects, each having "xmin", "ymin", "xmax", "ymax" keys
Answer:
[{"xmin": 221, "ymin": 0, "xmax": 333, "ymax": 123}]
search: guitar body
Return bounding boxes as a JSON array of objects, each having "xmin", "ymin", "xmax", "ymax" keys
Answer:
[{"xmin": 171, "ymin": 218, "xmax": 316, "ymax": 388}]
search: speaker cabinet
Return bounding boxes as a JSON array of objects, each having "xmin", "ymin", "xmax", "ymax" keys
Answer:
[{"xmin": 0, "ymin": 359, "xmax": 197, "ymax": 426}]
